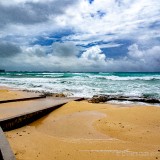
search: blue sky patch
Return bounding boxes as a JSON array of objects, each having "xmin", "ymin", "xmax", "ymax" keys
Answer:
[
  {"xmin": 33, "ymin": 37, "xmax": 56, "ymax": 46},
  {"xmin": 88, "ymin": 0, "xmax": 94, "ymax": 4},
  {"xmin": 33, "ymin": 29, "xmax": 75, "ymax": 46},
  {"xmin": 80, "ymin": 40, "xmax": 133, "ymax": 59},
  {"xmin": 101, "ymin": 40, "xmax": 133, "ymax": 58},
  {"xmin": 149, "ymin": 21, "xmax": 160, "ymax": 29},
  {"xmin": 97, "ymin": 10, "xmax": 106, "ymax": 18}
]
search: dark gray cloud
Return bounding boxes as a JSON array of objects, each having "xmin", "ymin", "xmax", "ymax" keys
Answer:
[
  {"xmin": 28, "ymin": 0, "xmax": 79, "ymax": 15},
  {"xmin": 0, "ymin": 4, "xmax": 46, "ymax": 27},
  {"xmin": 0, "ymin": 42, "xmax": 21, "ymax": 58},
  {"xmin": 0, "ymin": 0, "xmax": 79, "ymax": 28},
  {"xmin": 52, "ymin": 42, "xmax": 79, "ymax": 57}
]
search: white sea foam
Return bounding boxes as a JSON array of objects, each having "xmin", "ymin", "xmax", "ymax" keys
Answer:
[
  {"xmin": 107, "ymin": 100, "xmax": 160, "ymax": 107},
  {"xmin": 93, "ymin": 75, "xmax": 160, "ymax": 81},
  {"xmin": 0, "ymin": 73, "xmax": 160, "ymax": 102}
]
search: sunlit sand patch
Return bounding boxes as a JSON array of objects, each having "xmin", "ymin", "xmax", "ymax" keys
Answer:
[{"xmin": 35, "ymin": 111, "xmax": 111, "ymax": 140}]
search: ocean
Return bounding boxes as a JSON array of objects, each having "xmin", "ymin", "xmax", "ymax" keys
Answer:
[{"xmin": 0, "ymin": 72, "xmax": 160, "ymax": 100}]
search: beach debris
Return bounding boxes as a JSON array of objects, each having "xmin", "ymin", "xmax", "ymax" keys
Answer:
[{"xmin": 88, "ymin": 95, "xmax": 160, "ymax": 104}]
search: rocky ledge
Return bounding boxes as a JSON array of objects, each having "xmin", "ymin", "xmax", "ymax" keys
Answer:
[{"xmin": 88, "ymin": 95, "xmax": 160, "ymax": 104}]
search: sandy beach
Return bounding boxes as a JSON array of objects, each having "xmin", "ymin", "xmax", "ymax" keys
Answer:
[
  {"xmin": 0, "ymin": 86, "xmax": 40, "ymax": 101},
  {"xmin": 1, "ymin": 87, "xmax": 160, "ymax": 160}
]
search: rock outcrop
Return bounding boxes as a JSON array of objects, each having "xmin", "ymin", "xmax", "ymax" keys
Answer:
[{"xmin": 88, "ymin": 95, "xmax": 160, "ymax": 104}]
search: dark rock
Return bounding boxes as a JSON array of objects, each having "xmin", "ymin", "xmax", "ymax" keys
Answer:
[
  {"xmin": 88, "ymin": 94, "xmax": 160, "ymax": 104},
  {"xmin": 41, "ymin": 92, "xmax": 66, "ymax": 97}
]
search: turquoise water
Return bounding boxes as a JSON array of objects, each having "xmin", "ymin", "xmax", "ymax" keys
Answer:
[{"xmin": 0, "ymin": 72, "xmax": 160, "ymax": 99}]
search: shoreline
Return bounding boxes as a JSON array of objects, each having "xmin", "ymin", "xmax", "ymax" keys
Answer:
[
  {"xmin": 0, "ymin": 85, "xmax": 159, "ymax": 107},
  {"xmin": 0, "ymin": 87, "xmax": 160, "ymax": 159},
  {"xmin": 0, "ymin": 72, "xmax": 159, "ymax": 102}
]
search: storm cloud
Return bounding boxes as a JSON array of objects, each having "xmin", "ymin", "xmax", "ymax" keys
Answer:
[
  {"xmin": 0, "ymin": 42, "xmax": 21, "ymax": 58},
  {"xmin": 0, "ymin": 0, "xmax": 80, "ymax": 28},
  {"xmin": 52, "ymin": 42, "xmax": 79, "ymax": 57}
]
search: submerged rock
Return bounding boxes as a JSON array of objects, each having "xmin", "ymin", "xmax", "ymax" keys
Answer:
[{"xmin": 88, "ymin": 95, "xmax": 160, "ymax": 104}]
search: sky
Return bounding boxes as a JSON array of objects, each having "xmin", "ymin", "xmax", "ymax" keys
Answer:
[{"xmin": 0, "ymin": 0, "xmax": 160, "ymax": 72}]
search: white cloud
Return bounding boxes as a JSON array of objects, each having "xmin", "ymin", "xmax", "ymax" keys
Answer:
[
  {"xmin": 1, "ymin": 0, "xmax": 160, "ymax": 45},
  {"xmin": 61, "ymin": 0, "xmax": 160, "ymax": 45},
  {"xmin": 128, "ymin": 44, "xmax": 144, "ymax": 59},
  {"xmin": 81, "ymin": 45, "xmax": 106, "ymax": 62},
  {"xmin": 0, "ymin": 43, "xmax": 159, "ymax": 72},
  {"xmin": 0, "ymin": 0, "xmax": 160, "ymax": 72},
  {"xmin": 128, "ymin": 44, "xmax": 160, "ymax": 70},
  {"xmin": 99, "ymin": 43, "xmax": 123, "ymax": 48}
]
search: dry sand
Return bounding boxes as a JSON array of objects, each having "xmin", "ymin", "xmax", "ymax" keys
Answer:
[
  {"xmin": 1, "ymin": 87, "xmax": 160, "ymax": 160},
  {"xmin": 0, "ymin": 86, "xmax": 39, "ymax": 101}
]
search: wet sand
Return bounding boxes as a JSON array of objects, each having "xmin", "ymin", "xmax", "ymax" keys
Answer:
[{"xmin": 1, "ymin": 87, "xmax": 160, "ymax": 160}]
